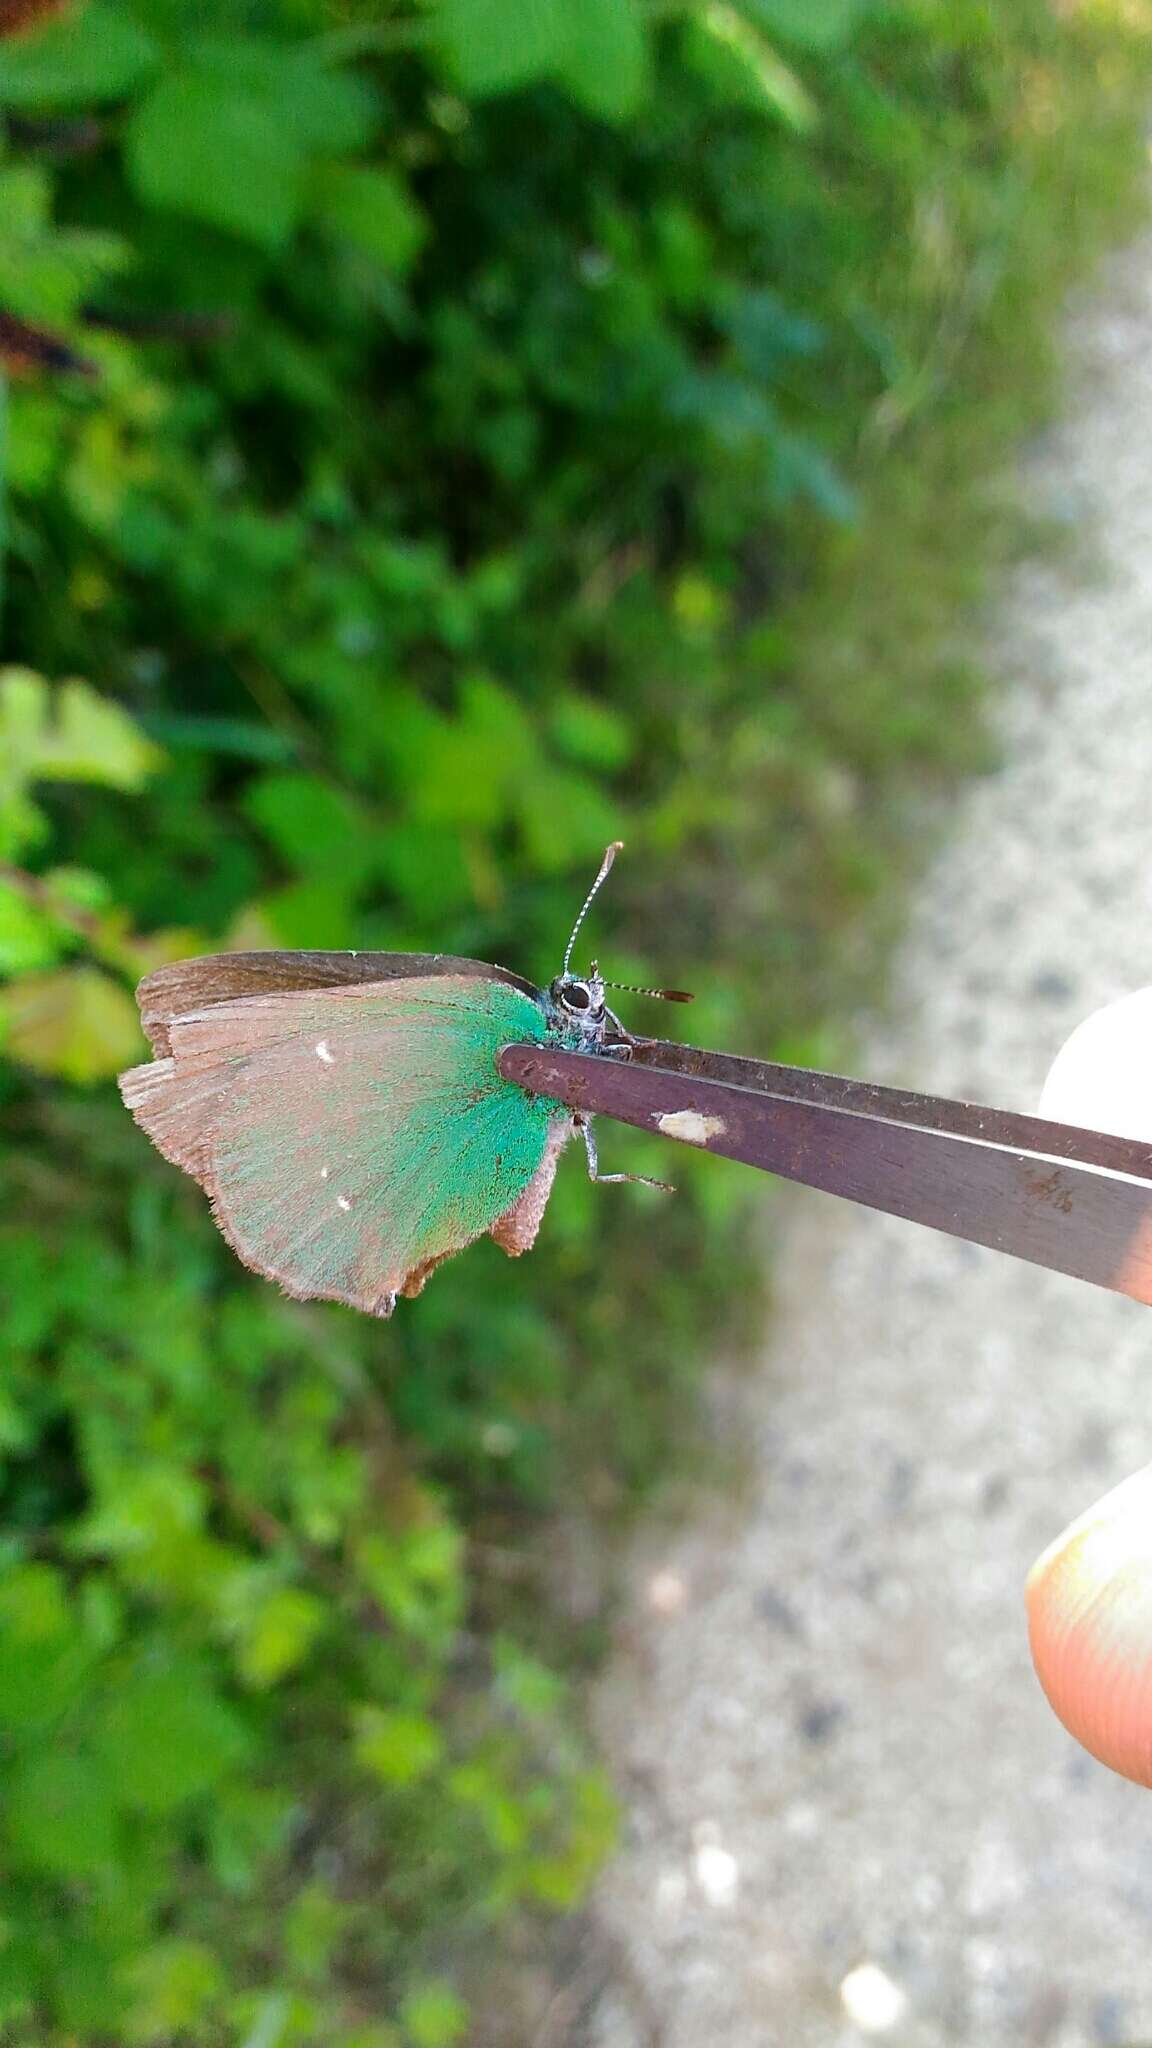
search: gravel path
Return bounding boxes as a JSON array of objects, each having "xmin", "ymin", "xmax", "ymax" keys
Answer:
[{"xmin": 584, "ymin": 231, "xmax": 1152, "ymax": 2048}]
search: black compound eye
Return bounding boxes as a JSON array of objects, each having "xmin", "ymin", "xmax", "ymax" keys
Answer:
[{"xmin": 564, "ymin": 982, "xmax": 592, "ymax": 1011}]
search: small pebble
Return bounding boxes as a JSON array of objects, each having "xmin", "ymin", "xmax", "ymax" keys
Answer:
[{"xmin": 839, "ymin": 1962, "xmax": 909, "ymax": 2034}]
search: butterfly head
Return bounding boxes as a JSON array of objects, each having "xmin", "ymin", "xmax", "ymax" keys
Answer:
[{"xmin": 547, "ymin": 965, "xmax": 611, "ymax": 1050}]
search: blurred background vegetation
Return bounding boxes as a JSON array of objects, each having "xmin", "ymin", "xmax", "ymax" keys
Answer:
[{"xmin": 0, "ymin": 0, "xmax": 1150, "ymax": 2040}]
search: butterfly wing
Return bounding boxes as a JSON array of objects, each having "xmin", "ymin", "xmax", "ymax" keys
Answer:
[
  {"xmin": 120, "ymin": 975, "xmax": 568, "ymax": 1316},
  {"xmin": 136, "ymin": 950, "xmax": 537, "ymax": 1057}
]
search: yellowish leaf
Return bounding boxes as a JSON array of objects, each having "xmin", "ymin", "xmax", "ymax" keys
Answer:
[{"xmin": 3, "ymin": 966, "xmax": 144, "ymax": 1083}]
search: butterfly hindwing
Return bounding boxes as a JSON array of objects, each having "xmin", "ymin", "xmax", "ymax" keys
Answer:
[{"xmin": 120, "ymin": 975, "xmax": 568, "ymax": 1316}]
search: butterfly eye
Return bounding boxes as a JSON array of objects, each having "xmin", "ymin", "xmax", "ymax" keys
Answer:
[{"xmin": 564, "ymin": 983, "xmax": 592, "ymax": 1011}]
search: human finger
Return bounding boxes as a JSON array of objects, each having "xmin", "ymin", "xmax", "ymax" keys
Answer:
[{"xmin": 1026, "ymin": 1466, "xmax": 1152, "ymax": 1788}]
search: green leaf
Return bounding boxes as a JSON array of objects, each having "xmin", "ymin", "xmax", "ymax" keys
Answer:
[
  {"xmin": 0, "ymin": 164, "xmax": 50, "ymax": 237},
  {"xmin": 258, "ymin": 879, "xmax": 357, "ymax": 949},
  {"xmin": 282, "ymin": 1883, "xmax": 349, "ymax": 1981},
  {"xmin": 435, "ymin": 0, "xmax": 567, "ymax": 96},
  {"xmin": 408, "ymin": 673, "xmax": 541, "ymax": 830},
  {"xmin": 42, "ymin": 864, "xmax": 114, "ymax": 913},
  {"xmin": 0, "ymin": 879, "xmax": 63, "ymax": 976},
  {"xmin": 0, "ymin": 1, "xmax": 158, "ymax": 108},
  {"xmin": 493, "ymin": 1637, "xmax": 564, "ymax": 1719},
  {"xmin": 123, "ymin": 1940, "xmax": 225, "ymax": 2042},
  {"xmin": 353, "ymin": 1514, "xmax": 463, "ymax": 1647},
  {"xmin": 244, "ymin": 771, "xmax": 372, "ymax": 876},
  {"xmin": 687, "ymin": 5, "xmax": 816, "ymax": 129},
  {"xmin": 0, "ymin": 1563, "xmax": 70, "ymax": 1642},
  {"xmin": 2, "ymin": 966, "xmax": 143, "ymax": 1083},
  {"xmin": 234, "ymin": 1587, "xmax": 327, "ymax": 1690},
  {"xmin": 738, "ymin": 0, "xmax": 867, "ymax": 53},
  {"xmin": 548, "ymin": 693, "xmax": 633, "ymax": 771},
  {"xmin": 0, "ymin": 670, "xmax": 50, "ymax": 833},
  {"xmin": 184, "ymin": 37, "xmax": 380, "ymax": 153},
  {"xmin": 52, "ymin": 1922, "xmax": 128, "ymax": 2035},
  {"xmin": 74, "ymin": 1465, "xmax": 207, "ymax": 1561},
  {"xmin": 0, "ymin": 1566, "xmax": 96, "ymax": 1736},
  {"xmin": 437, "ymin": 0, "xmax": 647, "ymax": 112},
  {"xmin": 399, "ymin": 1982, "xmax": 468, "ymax": 2048},
  {"xmin": 373, "ymin": 822, "xmax": 474, "ymax": 922},
  {"xmin": 0, "ymin": 669, "xmax": 162, "ymax": 798},
  {"xmin": 41, "ymin": 679, "xmax": 164, "ymax": 788},
  {"xmin": 514, "ymin": 768, "xmax": 621, "ymax": 872},
  {"xmin": 0, "ymin": 1618, "xmax": 91, "ymax": 1733},
  {"xmin": 0, "ymin": 159, "xmax": 130, "ymax": 323},
  {"xmin": 353, "ymin": 1706, "xmax": 444, "ymax": 1787},
  {"xmin": 311, "ymin": 164, "xmax": 427, "ymax": 274},
  {"xmin": 560, "ymin": 0, "xmax": 648, "ymax": 121},
  {"xmin": 6, "ymin": 1753, "xmax": 121, "ymax": 1878},
  {"xmin": 8, "ymin": 388, "xmax": 69, "ymax": 497},
  {"xmin": 205, "ymin": 1782, "xmax": 296, "ymax": 1895},
  {"xmin": 92, "ymin": 1658, "xmax": 251, "ymax": 1813},
  {"xmin": 126, "ymin": 72, "xmax": 304, "ymax": 249}
]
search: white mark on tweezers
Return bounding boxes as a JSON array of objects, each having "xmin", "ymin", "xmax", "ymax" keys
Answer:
[{"xmin": 655, "ymin": 1109, "xmax": 727, "ymax": 1145}]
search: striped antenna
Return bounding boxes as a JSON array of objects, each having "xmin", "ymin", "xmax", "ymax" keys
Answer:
[
  {"xmin": 562, "ymin": 841, "xmax": 624, "ymax": 975},
  {"xmin": 602, "ymin": 979, "xmax": 694, "ymax": 1003}
]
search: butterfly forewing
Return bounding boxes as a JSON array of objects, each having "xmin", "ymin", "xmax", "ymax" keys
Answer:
[
  {"xmin": 136, "ymin": 950, "xmax": 538, "ymax": 1057},
  {"xmin": 120, "ymin": 975, "xmax": 566, "ymax": 1316}
]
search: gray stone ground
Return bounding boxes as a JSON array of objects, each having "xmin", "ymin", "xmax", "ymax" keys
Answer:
[{"xmin": 582, "ymin": 232, "xmax": 1152, "ymax": 2048}]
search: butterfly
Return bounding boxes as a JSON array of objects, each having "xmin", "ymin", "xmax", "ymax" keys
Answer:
[{"xmin": 118, "ymin": 843, "xmax": 691, "ymax": 1318}]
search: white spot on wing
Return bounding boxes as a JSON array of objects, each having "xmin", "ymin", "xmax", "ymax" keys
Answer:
[
  {"xmin": 655, "ymin": 1109, "xmax": 727, "ymax": 1145},
  {"xmin": 315, "ymin": 1040, "xmax": 336, "ymax": 1064},
  {"xmin": 337, "ymin": 1195, "xmax": 352, "ymax": 1212},
  {"xmin": 320, "ymin": 1167, "xmax": 330, "ymax": 1180}
]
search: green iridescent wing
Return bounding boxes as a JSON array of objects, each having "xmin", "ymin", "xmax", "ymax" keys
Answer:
[
  {"xmin": 133, "ymin": 948, "xmax": 537, "ymax": 1056},
  {"xmin": 120, "ymin": 974, "xmax": 569, "ymax": 1316}
]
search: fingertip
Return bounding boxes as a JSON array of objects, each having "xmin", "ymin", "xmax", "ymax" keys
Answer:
[
  {"xmin": 1026, "ymin": 1466, "xmax": 1152, "ymax": 1789},
  {"xmin": 1031, "ymin": 996, "xmax": 1152, "ymax": 1785},
  {"xmin": 1039, "ymin": 986, "xmax": 1152, "ymax": 1139}
]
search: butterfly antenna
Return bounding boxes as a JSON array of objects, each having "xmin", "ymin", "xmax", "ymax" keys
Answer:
[
  {"xmin": 563, "ymin": 840, "xmax": 624, "ymax": 975},
  {"xmin": 602, "ymin": 980, "xmax": 695, "ymax": 1003}
]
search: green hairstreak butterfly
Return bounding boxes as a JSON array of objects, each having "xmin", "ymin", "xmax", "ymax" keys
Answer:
[{"xmin": 118, "ymin": 844, "xmax": 691, "ymax": 1318}]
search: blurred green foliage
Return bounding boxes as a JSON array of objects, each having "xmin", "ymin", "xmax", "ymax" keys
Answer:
[{"xmin": 0, "ymin": 0, "xmax": 1150, "ymax": 2038}]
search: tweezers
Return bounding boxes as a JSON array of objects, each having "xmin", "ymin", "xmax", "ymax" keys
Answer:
[{"xmin": 498, "ymin": 1038, "xmax": 1152, "ymax": 1308}]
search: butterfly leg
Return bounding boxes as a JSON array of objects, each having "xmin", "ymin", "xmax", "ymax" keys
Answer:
[
  {"xmin": 575, "ymin": 1113, "xmax": 675, "ymax": 1193},
  {"xmin": 603, "ymin": 1005, "xmax": 635, "ymax": 1052}
]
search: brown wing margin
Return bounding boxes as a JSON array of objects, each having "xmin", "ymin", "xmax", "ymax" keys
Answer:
[{"xmin": 136, "ymin": 951, "xmax": 539, "ymax": 1056}]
